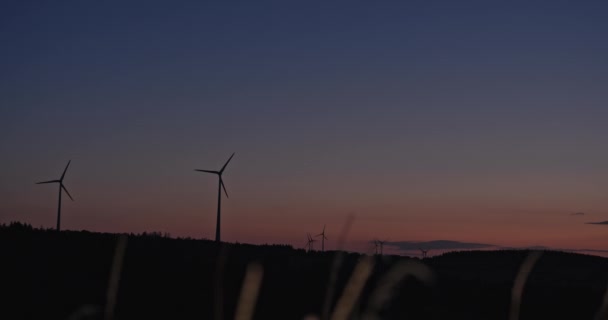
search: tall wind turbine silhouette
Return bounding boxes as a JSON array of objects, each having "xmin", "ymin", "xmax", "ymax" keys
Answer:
[
  {"xmin": 316, "ymin": 225, "xmax": 328, "ymax": 252},
  {"xmin": 195, "ymin": 153, "xmax": 235, "ymax": 243},
  {"xmin": 36, "ymin": 160, "xmax": 74, "ymax": 231}
]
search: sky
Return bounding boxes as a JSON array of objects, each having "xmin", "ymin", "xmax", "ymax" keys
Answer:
[{"xmin": 1, "ymin": 1, "xmax": 608, "ymax": 256}]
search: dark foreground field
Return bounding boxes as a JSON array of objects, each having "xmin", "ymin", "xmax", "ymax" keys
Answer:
[{"xmin": 1, "ymin": 223, "xmax": 607, "ymax": 320}]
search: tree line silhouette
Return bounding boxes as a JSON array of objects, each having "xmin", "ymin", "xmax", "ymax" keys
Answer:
[{"xmin": 2, "ymin": 222, "xmax": 608, "ymax": 320}]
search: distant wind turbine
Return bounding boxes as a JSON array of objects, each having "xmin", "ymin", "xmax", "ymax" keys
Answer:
[
  {"xmin": 195, "ymin": 153, "xmax": 235, "ymax": 243},
  {"xmin": 36, "ymin": 160, "xmax": 74, "ymax": 231},
  {"xmin": 377, "ymin": 239, "xmax": 387, "ymax": 255},
  {"xmin": 372, "ymin": 239, "xmax": 379, "ymax": 255},
  {"xmin": 316, "ymin": 225, "xmax": 328, "ymax": 252},
  {"xmin": 304, "ymin": 233, "xmax": 316, "ymax": 252}
]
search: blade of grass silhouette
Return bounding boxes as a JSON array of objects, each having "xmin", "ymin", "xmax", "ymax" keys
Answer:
[
  {"xmin": 361, "ymin": 260, "xmax": 435, "ymax": 320},
  {"xmin": 104, "ymin": 235, "xmax": 127, "ymax": 320},
  {"xmin": 508, "ymin": 251, "xmax": 542, "ymax": 320},
  {"xmin": 62, "ymin": 184, "xmax": 74, "ymax": 201},
  {"xmin": 234, "ymin": 262, "xmax": 263, "ymax": 320},
  {"xmin": 322, "ymin": 214, "xmax": 355, "ymax": 320},
  {"xmin": 330, "ymin": 255, "xmax": 374, "ymax": 320}
]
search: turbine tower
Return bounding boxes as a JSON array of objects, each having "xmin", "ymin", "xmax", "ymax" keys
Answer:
[
  {"xmin": 36, "ymin": 160, "xmax": 74, "ymax": 231},
  {"xmin": 316, "ymin": 225, "xmax": 328, "ymax": 251},
  {"xmin": 195, "ymin": 153, "xmax": 235, "ymax": 243}
]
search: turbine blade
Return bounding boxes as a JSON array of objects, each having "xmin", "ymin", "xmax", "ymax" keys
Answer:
[
  {"xmin": 61, "ymin": 184, "xmax": 74, "ymax": 201},
  {"xmin": 219, "ymin": 153, "xmax": 235, "ymax": 174},
  {"xmin": 195, "ymin": 169, "xmax": 219, "ymax": 174},
  {"xmin": 36, "ymin": 180, "xmax": 60, "ymax": 184},
  {"xmin": 61, "ymin": 160, "xmax": 71, "ymax": 181},
  {"xmin": 220, "ymin": 178, "xmax": 229, "ymax": 198}
]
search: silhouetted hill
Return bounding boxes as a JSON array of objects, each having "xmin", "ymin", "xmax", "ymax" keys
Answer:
[{"xmin": 1, "ymin": 222, "xmax": 607, "ymax": 320}]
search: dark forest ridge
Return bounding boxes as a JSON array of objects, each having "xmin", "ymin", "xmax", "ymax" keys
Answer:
[{"xmin": 2, "ymin": 222, "xmax": 608, "ymax": 320}]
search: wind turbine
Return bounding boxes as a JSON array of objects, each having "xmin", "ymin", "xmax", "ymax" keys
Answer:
[
  {"xmin": 304, "ymin": 233, "xmax": 316, "ymax": 252},
  {"xmin": 36, "ymin": 160, "xmax": 74, "ymax": 231},
  {"xmin": 372, "ymin": 239, "xmax": 379, "ymax": 255},
  {"xmin": 377, "ymin": 239, "xmax": 387, "ymax": 255},
  {"xmin": 316, "ymin": 225, "xmax": 328, "ymax": 252},
  {"xmin": 195, "ymin": 153, "xmax": 235, "ymax": 243}
]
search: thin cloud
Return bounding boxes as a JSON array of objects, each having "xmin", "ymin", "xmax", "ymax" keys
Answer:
[
  {"xmin": 388, "ymin": 240, "xmax": 495, "ymax": 251},
  {"xmin": 385, "ymin": 241, "xmax": 608, "ymax": 258},
  {"xmin": 571, "ymin": 212, "xmax": 585, "ymax": 216},
  {"xmin": 587, "ymin": 221, "xmax": 608, "ymax": 225},
  {"xmin": 570, "ymin": 248, "xmax": 608, "ymax": 254}
]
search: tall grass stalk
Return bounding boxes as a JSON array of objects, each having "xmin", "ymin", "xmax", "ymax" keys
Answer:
[
  {"xmin": 234, "ymin": 262, "xmax": 264, "ymax": 320},
  {"xmin": 362, "ymin": 260, "xmax": 434, "ymax": 320},
  {"xmin": 330, "ymin": 256, "xmax": 375, "ymax": 320},
  {"xmin": 322, "ymin": 214, "xmax": 355, "ymax": 320},
  {"xmin": 104, "ymin": 235, "xmax": 128, "ymax": 320},
  {"xmin": 508, "ymin": 251, "xmax": 542, "ymax": 320}
]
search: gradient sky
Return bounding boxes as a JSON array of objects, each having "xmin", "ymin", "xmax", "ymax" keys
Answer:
[{"xmin": 1, "ymin": 1, "xmax": 608, "ymax": 255}]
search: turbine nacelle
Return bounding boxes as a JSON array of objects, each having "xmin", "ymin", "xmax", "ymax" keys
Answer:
[
  {"xmin": 36, "ymin": 160, "xmax": 74, "ymax": 201},
  {"xmin": 316, "ymin": 225, "xmax": 328, "ymax": 240},
  {"xmin": 195, "ymin": 153, "xmax": 234, "ymax": 199}
]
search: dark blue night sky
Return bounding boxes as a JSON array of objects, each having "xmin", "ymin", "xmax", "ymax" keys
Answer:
[{"xmin": 2, "ymin": 1, "xmax": 607, "ymax": 253}]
